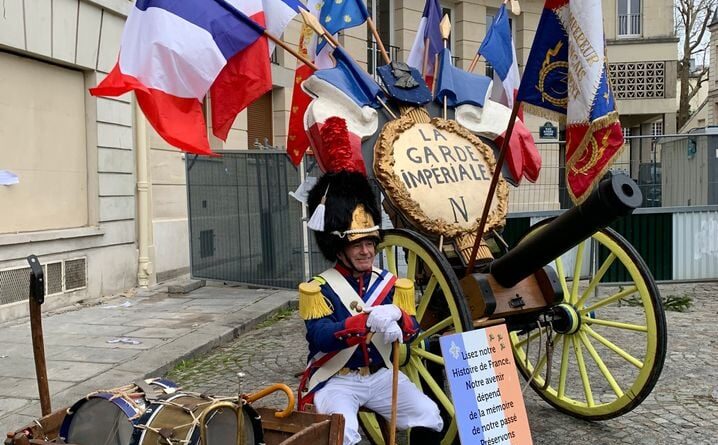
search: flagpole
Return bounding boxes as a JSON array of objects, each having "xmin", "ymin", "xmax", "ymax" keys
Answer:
[
  {"xmin": 264, "ymin": 30, "xmax": 318, "ymax": 70},
  {"xmin": 421, "ymin": 38, "xmax": 430, "ymax": 78},
  {"xmin": 464, "ymin": 99, "xmax": 521, "ymax": 275},
  {"xmin": 467, "ymin": 54, "xmax": 480, "ymax": 73},
  {"xmin": 440, "ymin": 15, "xmax": 451, "ymax": 120},
  {"xmin": 367, "ymin": 18, "xmax": 391, "ymax": 64}
]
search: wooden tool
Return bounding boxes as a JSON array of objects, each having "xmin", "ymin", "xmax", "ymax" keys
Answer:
[{"xmin": 27, "ymin": 255, "xmax": 51, "ymax": 416}]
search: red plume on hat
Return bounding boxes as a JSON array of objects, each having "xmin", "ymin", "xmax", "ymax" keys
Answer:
[{"xmin": 311, "ymin": 117, "xmax": 366, "ymax": 175}]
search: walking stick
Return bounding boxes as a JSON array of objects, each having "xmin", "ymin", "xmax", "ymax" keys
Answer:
[
  {"xmin": 27, "ymin": 255, "xmax": 51, "ymax": 416},
  {"xmin": 389, "ymin": 340, "xmax": 400, "ymax": 445}
]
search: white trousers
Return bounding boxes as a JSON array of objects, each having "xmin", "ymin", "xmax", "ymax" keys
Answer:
[{"xmin": 314, "ymin": 368, "xmax": 444, "ymax": 445}]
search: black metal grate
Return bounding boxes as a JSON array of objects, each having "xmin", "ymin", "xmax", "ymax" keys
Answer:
[
  {"xmin": 65, "ymin": 258, "xmax": 87, "ymax": 291},
  {"xmin": 46, "ymin": 262, "xmax": 63, "ymax": 294},
  {"xmin": 0, "ymin": 267, "xmax": 31, "ymax": 305},
  {"xmin": 200, "ymin": 230, "xmax": 215, "ymax": 258}
]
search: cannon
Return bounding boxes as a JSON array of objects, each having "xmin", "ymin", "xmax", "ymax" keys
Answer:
[
  {"xmin": 355, "ymin": 104, "xmax": 668, "ymax": 443},
  {"xmin": 460, "ymin": 173, "xmax": 645, "ymax": 327}
]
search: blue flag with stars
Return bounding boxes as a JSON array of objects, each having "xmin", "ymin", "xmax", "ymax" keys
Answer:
[{"xmin": 316, "ymin": 0, "xmax": 369, "ymax": 53}]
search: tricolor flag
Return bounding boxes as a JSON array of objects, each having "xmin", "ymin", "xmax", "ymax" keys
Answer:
[
  {"xmin": 90, "ymin": 0, "xmax": 272, "ymax": 155},
  {"xmin": 478, "ymin": 4, "xmax": 521, "ymax": 110},
  {"xmin": 406, "ymin": 0, "xmax": 443, "ymax": 85},
  {"xmin": 435, "ymin": 48, "xmax": 492, "ymax": 108},
  {"xmin": 436, "ymin": 48, "xmax": 540, "ymax": 184},
  {"xmin": 220, "ymin": 0, "xmax": 303, "ymax": 142},
  {"xmin": 517, "ymin": 0, "xmax": 624, "ymax": 203}
]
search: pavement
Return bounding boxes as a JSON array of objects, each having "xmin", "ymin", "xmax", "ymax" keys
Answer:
[
  {"xmin": 1, "ymin": 280, "xmax": 716, "ymax": 444},
  {"xmin": 0, "ymin": 279, "xmax": 298, "ymax": 434},
  {"xmin": 165, "ymin": 282, "xmax": 718, "ymax": 445}
]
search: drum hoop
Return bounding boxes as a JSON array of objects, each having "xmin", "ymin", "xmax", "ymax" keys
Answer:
[
  {"xmin": 59, "ymin": 392, "xmax": 140, "ymax": 441},
  {"xmin": 60, "ymin": 379, "xmax": 179, "ymax": 442}
]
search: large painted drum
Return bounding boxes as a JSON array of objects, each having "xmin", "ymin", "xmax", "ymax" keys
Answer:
[{"xmin": 59, "ymin": 378, "xmax": 264, "ymax": 445}]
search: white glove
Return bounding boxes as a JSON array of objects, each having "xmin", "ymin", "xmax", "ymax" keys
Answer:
[
  {"xmin": 382, "ymin": 321, "xmax": 403, "ymax": 344},
  {"xmin": 364, "ymin": 304, "xmax": 402, "ymax": 333}
]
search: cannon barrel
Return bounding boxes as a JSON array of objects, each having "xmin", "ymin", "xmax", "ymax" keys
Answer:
[{"xmin": 489, "ymin": 173, "xmax": 643, "ymax": 288}]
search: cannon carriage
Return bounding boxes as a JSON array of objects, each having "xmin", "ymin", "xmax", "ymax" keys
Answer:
[{"xmin": 328, "ymin": 97, "xmax": 669, "ymax": 444}]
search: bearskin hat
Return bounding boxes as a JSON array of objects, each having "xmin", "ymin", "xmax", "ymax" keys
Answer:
[{"xmin": 306, "ymin": 118, "xmax": 381, "ymax": 261}]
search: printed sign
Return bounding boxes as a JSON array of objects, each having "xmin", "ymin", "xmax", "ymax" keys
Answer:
[
  {"xmin": 440, "ymin": 325, "xmax": 532, "ymax": 445},
  {"xmin": 539, "ymin": 122, "xmax": 557, "ymax": 139},
  {"xmin": 374, "ymin": 116, "xmax": 509, "ymax": 239}
]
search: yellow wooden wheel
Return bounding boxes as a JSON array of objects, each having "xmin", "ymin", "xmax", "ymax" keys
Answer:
[
  {"xmin": 510, "ymin": 220, "xmax": 667, "ymax": 420},
  {"xmin": 359, "ymin": 229, "xmax": 472, "ymax": 445}
]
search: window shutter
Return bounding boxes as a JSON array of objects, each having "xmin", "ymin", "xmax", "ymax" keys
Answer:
[{"xmin": 247, "ymin": 91, "xmax": 273, "ymax": 148}]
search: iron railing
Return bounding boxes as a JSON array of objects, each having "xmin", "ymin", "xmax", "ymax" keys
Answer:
[
  {"xmin": 618, "ymin": 13, "xmax": 641, "ymax": 36},
  {"xmin": 508, "ymin": 133, "xmax": 718, "ymax": 213},
  {"xmin": 367, "ymin": 42, "xmax": 400, "ymax": 74}
]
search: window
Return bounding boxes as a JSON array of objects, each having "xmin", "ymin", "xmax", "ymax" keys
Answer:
[
  {"xmin": 617, "ymin": 0, "xmax": 641, "ymax": 37},
  {"xmin": 0, "ymin": 52, "xmax": 88, "ymax": 233},
  {"xmin": 366, "ymin": 0, "xmax": 394, "ymax": 74},
  {"xmin": 651, "ymin": 121, "xmax": 663, "ymax": 137},
  {"xmin": 247, "ymin": 91, "xmax": 274, "ymax": 148}
]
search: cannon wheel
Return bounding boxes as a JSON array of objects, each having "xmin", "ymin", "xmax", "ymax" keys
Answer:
[
  {"xmin": 510, "ymin": 219, "xmax": 667, "ymax": 420},
  {"xmin": 359, "ymin": 228, "xmax": 472, "ymax": 445}
]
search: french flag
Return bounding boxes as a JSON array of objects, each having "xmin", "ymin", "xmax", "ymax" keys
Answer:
[
  {"xmin": 478, "ymin": 4, "xmax": 521, "ymax": 110},
  {"xmin": 406, "ymin": 0, "xmax": 443, "ymax": 85},
  {"xmin": 90, "ymin": 0, "xmax": 271, "ymax": 156}
]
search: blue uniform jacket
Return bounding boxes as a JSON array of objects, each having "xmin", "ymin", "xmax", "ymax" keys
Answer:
[{"xmin": 305, "ymin": 263, "xmax": 420, "ymax": 370}]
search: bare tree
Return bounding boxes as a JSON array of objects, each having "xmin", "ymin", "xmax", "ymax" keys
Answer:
[{"xmin": 676, "ymin": 0, "xmax": 716, "ymax": 129}]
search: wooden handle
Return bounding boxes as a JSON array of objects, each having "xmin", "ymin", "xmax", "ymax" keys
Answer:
[{"xmin": 388, "ymin": 341, "xmax": 400, "ymax": 445}]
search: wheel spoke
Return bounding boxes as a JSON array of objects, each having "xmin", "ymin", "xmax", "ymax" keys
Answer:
[
  {"xmin": 440, "ymin": 419, "xmax": 458, "ymax": 445},
  {"xmin": 384, "ymin": 247, "xmax": 397, "ymax": 276},
  {"xmin": 584, "ymin": 325, "xmax": 644, "ymax": 368},
  {"xmin": 578, "ymin": 331, "xmax": 624, "ymax": 398},
  {"xmin": 412, "ymin": 347, "xmax": 445, "ymax": 365},
  {"xmin": 572, "ymin": 335, "xmax": 595, "ymax": 407},
  {"xmin": 415, "ymin": 275, "xmax": 438, "ymax": 323},
  {"xmin": 557, "ymin": 334, "xmax": 571, "ymax": 399},
  {"xmin": 576, "ymin": 253, "xmax": 616, "ymax": 308},
  {"xmin": 404, "ymin": 361, "xmax": 422, "ymax": 392},
  {"xmin": 406, "ymin": 251, "xmax": 418, "ymax": 280},
  {"xmin": 581, "ymin": 285, "xmax": 638, "ymax": 314},
  {"xmin": 411, "ymin": 356, "xmax": 455, "ymax": 416},
  {"xmin": 584, "ymin": 316, "xmax": 647, "ymax": 332},
  {"xmin": 554, "ymin": 257, "xmax": 570, "ymax": 300},
  {"xmin": 570, "ymin": 240, "xmax": 587, "ymax": 304},
  {"xmin": 416, "ymin": 316, "xmax": 454, "ymax": 343}
]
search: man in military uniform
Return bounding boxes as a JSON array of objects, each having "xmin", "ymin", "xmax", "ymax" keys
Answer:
[{"xmin": 298, "ymin": 169, "xmax": 443, "ymax": 445}]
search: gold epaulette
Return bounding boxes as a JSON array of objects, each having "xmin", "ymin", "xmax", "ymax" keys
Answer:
[
  {"xmin": 298, "ymin": 280, "xmax": 332, "ymax": 320},
  {"xmin": 393, "ymin": 278, "xmax": 416, "ymax": 316}
]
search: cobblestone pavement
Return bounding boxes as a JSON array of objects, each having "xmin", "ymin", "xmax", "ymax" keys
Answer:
[{"xmin": 165, "ymin": 283, "xmax": 718, "ymax": 444}]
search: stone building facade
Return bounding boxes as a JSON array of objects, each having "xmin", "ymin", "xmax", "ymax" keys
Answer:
[{"xmin": 0, "ymin": 0, "xmax": 677, "ymax": 315}]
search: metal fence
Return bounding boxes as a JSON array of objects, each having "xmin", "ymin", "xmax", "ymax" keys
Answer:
[
  {"xmin": 508, "ymin": 133, "xmax": 718, "ymax": 213},
  {"xmin": 186, "ymin": 151, "xmax": 305, "ymax": 288},
  {"xmin": 186, "ymin": 133, "xmax": 718, "ymax": 287}
]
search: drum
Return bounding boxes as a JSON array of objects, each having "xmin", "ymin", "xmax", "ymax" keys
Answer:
[
  {"xmin": 60, "ymin": 378, "xmax": 178, "ymax": 445},
  {"xmin": 59, "ymin": 379, "xmax": 264, "ymax": 445},
  {"xmin": 131, "ymin": 394, "xmax": 264, "ymax": 445}
]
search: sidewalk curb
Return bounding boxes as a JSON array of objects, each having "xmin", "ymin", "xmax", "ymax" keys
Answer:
[{"xmin": 140, "ymin": 296, "xmax": 298, "ymax": 379}]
